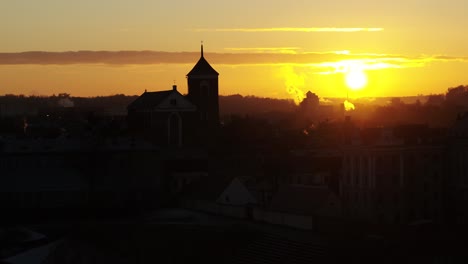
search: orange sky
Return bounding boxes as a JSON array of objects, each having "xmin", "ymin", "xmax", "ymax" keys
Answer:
[{"xmin": 1, "ymin": 1, "xmax": 468, "ymax": 100}]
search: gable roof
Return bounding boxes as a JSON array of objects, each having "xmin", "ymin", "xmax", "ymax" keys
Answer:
[
  {"xmin": 186, "ymin": 45, "xmax": 219, "ymax": 76},
  {"xmin": 216, "ymin": 177, "xmax": 257, "ymax": 205},
  {"xmin": 127, "ymin": 90, "xmax": 173, "ymax": 111}
]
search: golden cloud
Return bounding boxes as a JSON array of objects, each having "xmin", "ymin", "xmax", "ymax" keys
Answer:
[
  {"xmin": 0, "ymin": 51, "xmax": 466, "ymax": 73},
  {"xmin": 193, "ymin": 27, "xmax": 384, "ymax": 32},
  {"xmin": 224, "ymin": 47, "xmax": 301, "ymax": 54}
]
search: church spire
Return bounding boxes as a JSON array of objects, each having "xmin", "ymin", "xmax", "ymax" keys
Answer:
[
  {"xmin": 201, "ymin": 41, "xmax": 204, "ymax": 57},
  {"xmin": 187, "ymin": 43, "xmax": 218, "ymax": 76}
]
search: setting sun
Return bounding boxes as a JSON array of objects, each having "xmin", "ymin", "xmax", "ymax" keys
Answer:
[{"xmin": 345, "ymin": 68, "xmax": 367, "ymax": 90}]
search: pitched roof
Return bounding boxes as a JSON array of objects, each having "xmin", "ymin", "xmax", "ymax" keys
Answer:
[
  {"xmin": 127, "ymin": 90, "xmax": 173, "ymax": 111},
  {"xmin": 186, "ymin": 45, "xmax": 219, "ymax": 76}
]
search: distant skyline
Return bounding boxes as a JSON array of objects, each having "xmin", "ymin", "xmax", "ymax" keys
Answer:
[{"xmin": 1, "ymin": 0, "xmax": 468, "ymax": 100}]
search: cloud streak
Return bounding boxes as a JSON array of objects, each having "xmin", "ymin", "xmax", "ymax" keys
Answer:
[
  {"xmin": 0, "ymin": 51, "xmax": 201, "ymax": 65},
  {"xmin": 224, "ymin": 47, "xmax": 301, "ymax": 54},
  {"xmin": 0, "ymin": 51, "xmax": 467, "ymax": 73},
  {"xmin": 193, "ymin": 27, "xmax": 384, "ymax": 32}
]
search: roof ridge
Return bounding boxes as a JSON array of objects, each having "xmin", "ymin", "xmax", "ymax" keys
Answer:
[{"xmin": 127, "ymin": 89, "xmax": 179, "ymax": 110}]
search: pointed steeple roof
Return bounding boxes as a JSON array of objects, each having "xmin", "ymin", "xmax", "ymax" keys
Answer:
[{"xmin": 187, "ymin": 44, "xmax": 219, "ymax": 76}]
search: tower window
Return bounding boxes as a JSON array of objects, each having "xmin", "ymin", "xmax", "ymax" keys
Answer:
[{"xmin": 200, "ymin": 81, "xmax": 210, "ymax": 96}]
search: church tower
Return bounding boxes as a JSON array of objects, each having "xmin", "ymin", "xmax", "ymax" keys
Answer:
[{"xmin": 186, "ymin": 44, "xmax": 219, "ymax": 128}]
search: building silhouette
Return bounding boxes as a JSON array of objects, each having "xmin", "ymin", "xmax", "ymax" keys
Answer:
[
  {"xmin": 127, "ymin": 86, "xmax": 197, "ymax": 147},
  {"xmin": 186, "ymin": 44, "xmax": 220, "ymax": 129},
  {"xmin": 340, "ymin": 125, "xmax": 445, "ymax": 225},
  {"xmin": 127, "ymin": 44, "xmax": 219, "ymax": 147}
]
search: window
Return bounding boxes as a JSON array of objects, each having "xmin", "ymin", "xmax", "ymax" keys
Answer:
[{"xmin": 200, "ymin": 81, "xmax": 210, "ymax": 96}]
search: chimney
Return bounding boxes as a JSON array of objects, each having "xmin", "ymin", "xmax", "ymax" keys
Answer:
[{"xmin": 172, "ymin": 85, "xmax": 177, "ymax": 91}]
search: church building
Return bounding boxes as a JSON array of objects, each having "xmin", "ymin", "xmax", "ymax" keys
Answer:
[{"xmin": 127, "ymin": 45, "xmax": 219, "ymax": 147}]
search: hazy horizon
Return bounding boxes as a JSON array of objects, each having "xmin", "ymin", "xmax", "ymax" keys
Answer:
[{"xmin": 0, "ymin": 91, "xmax": 443, "ymax": 111}]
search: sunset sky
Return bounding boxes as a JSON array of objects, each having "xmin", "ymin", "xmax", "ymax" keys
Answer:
[{"xmin": 1, "ymin": 0, "xmax": 468, "ymax": 101}]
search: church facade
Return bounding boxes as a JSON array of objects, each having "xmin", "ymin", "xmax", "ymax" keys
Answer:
[{"xmin": 127, "ymin": 45, "xmax": 219, "ymax": 147}]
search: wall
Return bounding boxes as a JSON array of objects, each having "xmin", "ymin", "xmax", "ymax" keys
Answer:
[{"xmin": 182, "ymin": 199, "xmax": 316, "ymax": 230}]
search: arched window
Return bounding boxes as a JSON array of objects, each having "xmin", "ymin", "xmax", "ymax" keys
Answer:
[
  {"xmin": 168, "ymin": 113, "xmax": 182, "ymax": 147},
  {"xmin": 200, "ymin": 80, "xmax": 210, "ymax": 96}
]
